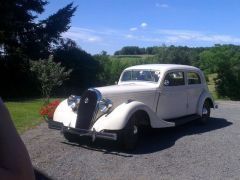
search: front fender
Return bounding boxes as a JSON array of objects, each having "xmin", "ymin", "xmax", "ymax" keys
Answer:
[
  {"xmin": 53, "ymin": 99, "xmax": 77, "ymax": 128},
  {"xmin": 92, "ymin": 101, "xmax": 174, "ymax": 131}
]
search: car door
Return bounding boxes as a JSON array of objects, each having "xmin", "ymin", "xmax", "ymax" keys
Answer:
[
  {"xmin": 186, "ymin": 71, "xmax": 204, "ymax": 115},
  {"xmin": 157, "ymin": 70, "xmax": 188, "ymax": 119}
]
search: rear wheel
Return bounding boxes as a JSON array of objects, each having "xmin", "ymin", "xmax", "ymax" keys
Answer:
[
  {"xmin": 121, "ymin": 115, "xmax": 139, "ymax": 150},
  {"xmin": 199, "ymin": 100, "xmax": 211, "ymax": 124}
]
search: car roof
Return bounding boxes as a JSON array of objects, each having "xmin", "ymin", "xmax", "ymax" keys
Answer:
[{"xmin": 124, "ymin": 64, "xmax": 200, "ymax": 72}]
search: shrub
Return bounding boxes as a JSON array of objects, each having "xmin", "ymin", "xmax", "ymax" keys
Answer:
[
  {"xmin": 30, "ymin": 56, "xmax": 72, "ymax": 103},
  {"xmin": 39, "ymin": 100, "xmax": 61, "ymax": 119}
]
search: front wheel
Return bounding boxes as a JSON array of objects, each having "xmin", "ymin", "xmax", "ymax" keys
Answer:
[
  {"xmin": 121, "ymin": 116, "xmax": 139, "ymax": 150},
  {"xmin": 199, "ymin": 100, "xmax": 211, "ymax": 124}
]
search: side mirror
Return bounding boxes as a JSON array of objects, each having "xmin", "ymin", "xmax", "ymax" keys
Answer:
[{"xmin": 115, "ymin": 81, "xmax": 118, "ymax": 85}]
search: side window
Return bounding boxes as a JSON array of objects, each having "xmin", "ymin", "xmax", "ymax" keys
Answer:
[
  {"xmin": 164, "ymin": 71, "xmax": 185, "ymax": 86},
  {"xmin": 121, "ymin": 71, "xmax": 131, "ymax": 81},
  {"xmin": 187, "ymin": 72, "xmax": 201, "ymax": 85}
]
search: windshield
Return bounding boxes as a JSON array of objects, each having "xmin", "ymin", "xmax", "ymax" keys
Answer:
[{"xmin": 121, "ymin": 70, "xmax": 160, "ymax": 83}]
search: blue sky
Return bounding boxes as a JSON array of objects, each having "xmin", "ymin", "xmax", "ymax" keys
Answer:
[{"xmin": 39, "ymin": 0, "xmax": 240, "ymax": 54}]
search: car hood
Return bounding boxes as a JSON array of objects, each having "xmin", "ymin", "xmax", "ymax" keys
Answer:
[
  {"xmin": 94, "ymin": 83, "xmax": 158, "ymax": 109},
  {"xmin": 95, "ymin": 83, "xmax": 157, "ymax": 96}
]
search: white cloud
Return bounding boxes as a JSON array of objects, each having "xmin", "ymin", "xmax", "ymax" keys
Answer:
[
  {"xmin": 156, "ymin": 3, "xmax": 169, "ymax": 8},
  {"xmin": 70, "ymin": 26, "xmax": 239, "ymax": 44},
  {"xmin": 63, "ymin": 27, "xmax": 103, "ymax": 43},
  {"xmin": 64, "ymin": 27, "xmax": 240, "ymax": 45},
  {"xmin": 140, "ymin": 22, "xmax": 148, "ymax": 28},
  {"xmin": 129, "ymin": 27, "xmax": 138, "ymax": 31},
  {"xmin": 157, "ymin": 29, "xmax": 240, "ymax": 43},
  {"xmin": 124, "ymin": 34, "xmax": 162, "ymax": 43},
  {"xmin": 62, "ymin": 26, "xmax": 240, "ymax": 54},
  {"xmin": 123, "ymin": 28, "xmax": 240, "ymax": 45},
  {"xmin": 125, "ymin": 34, "xmax": 134, "ymax": 39},
  {"xmin": 139, "ymin": 37, "xmax": 162, "ymax": 42},
  {"xmin": 88, "ymin": 37, "xmax": 101, "ymax": 42}
]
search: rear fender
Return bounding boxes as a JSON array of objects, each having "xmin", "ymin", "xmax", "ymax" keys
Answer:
[{"xmin": 197, "ymin": 91, "xmax": 215, "ymax": 116}]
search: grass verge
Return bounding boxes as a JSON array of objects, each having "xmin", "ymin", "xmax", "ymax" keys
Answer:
[{"xmin": 5, "ymin": 99, "xmax": 45, "ymax": 134}]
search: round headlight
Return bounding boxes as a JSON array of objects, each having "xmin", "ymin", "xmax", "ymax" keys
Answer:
[
  {"xmin": 98, "ymin": 99, "xmax": 112, "ymax": 113},
  {"xmin": 67, "ymin": 95, "xmax": 81, "ymax": 111}
]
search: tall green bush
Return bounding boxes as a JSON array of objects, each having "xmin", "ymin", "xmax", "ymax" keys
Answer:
[{"xmin": 30, "ymin": 56, "xmax": 72, "ymax": 102}]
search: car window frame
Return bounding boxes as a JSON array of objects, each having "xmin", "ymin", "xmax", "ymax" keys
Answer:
[
  {"xmin": 162, "ymin": 70, "xmax": 186, "ymax": 87},
  {"xmin": 119, "ymin": 69, "xmax": 161, "ymax": 84},
  {"xmin": 186, "ymin": 71, "xmax": 202, "ymax": 85}
]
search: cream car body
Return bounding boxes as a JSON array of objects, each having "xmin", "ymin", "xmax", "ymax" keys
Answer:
[{"xmin": 52, "ymin": 64, "xmax": 217, "ymax": 145}]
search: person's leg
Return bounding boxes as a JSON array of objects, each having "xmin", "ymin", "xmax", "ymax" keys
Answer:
[{"xmin": 0, "ymin": 98, "xmax": 35, "ymax": 180}]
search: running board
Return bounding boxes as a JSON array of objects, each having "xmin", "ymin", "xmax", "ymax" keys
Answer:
[{"xmin": 164, "ymin": 114, "xmax": 201, "ymax": 126}]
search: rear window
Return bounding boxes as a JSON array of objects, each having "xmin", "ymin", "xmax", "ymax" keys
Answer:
[
  {"xmin": 187, "ymin": 72, "xmax": 201, "ymax": 85},
  {"xmin": 164, "ymin": 71, "xmax": 185, "ymax": 86}
]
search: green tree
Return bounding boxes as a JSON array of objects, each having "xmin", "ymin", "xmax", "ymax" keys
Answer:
[
  {"xmin": 30, "ymin": 56, "xmax": 72, "ymax": 102},
  {"xmin": 155, "ymin": 46, "xmax": 202, "ymax": 65},
  {"xmin": 53, "ymin": 39, "xmax": 99, "ymax": 91},
  {"xmin": 0, "ymin": 0, "xmax": 76, "ymax": 59},
  {"xmin": 114, "ymin": 46, "xmax": 146, "ymax": 55},
  {"xmin": 199, "ymin": 45, "xmax": 240, "ymax": 99},
  {"xmin": 0, "ymin": 0, "xmax": 76, "ymax": 98}
]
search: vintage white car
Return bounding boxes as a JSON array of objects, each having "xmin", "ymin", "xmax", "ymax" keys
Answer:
[{"xmin": 50, "ymin": 64, "xmax": 217, "ymax": 149}]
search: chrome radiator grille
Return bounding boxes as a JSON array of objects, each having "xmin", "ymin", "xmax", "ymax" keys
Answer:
[{"xmin": 75, "ymin": 89, "xmax": 100, "ymax": 130}]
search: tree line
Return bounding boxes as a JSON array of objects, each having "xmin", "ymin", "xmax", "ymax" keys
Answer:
[
  {"xmin": 114, "ymin": 46, "xmax": 152, "ymax": 55},
  {"xmin": 101, "ymin": 45, "xmax": 240, "ymax": 100}
]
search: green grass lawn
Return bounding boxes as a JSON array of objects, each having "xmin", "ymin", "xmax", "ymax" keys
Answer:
[{"xmin": 5, "ymin": 99, "xmax": 45, "ymax": 134}]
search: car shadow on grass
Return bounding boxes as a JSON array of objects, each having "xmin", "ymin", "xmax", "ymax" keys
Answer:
[{"xmin": 62, "ymin": 117, "xmax": 232, "ymax": 156}]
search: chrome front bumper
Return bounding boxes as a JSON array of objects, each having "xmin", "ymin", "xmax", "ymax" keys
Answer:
[{"xmin": 61, "ymin": 126, "xmax": 118, "ymax": 142}]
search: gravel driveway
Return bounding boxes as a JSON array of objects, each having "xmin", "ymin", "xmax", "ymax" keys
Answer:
[{"xmin": 21, "ymin": 101, "xmax": 240, "ymax": 180}]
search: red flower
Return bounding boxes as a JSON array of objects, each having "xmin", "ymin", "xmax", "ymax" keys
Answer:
[{"xmin": 40, "ymin": 100, "xmax": 61, "ymax": 119}]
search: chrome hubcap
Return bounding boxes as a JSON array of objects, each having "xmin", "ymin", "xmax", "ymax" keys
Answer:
[{"xmin": 202, "ymin": 107, "xmax": 208, "ymax": 115}]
